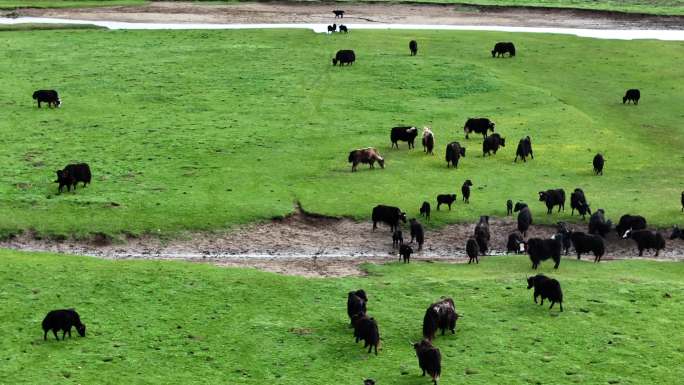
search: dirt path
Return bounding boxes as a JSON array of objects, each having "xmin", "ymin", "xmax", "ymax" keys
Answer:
[
  {"xmin": 6, "ymin": 1, "xmax": 684, "ymax": 30},
  {"xmin": 2, "ymin": 207, "xmax": 682, "ymax": 277}
]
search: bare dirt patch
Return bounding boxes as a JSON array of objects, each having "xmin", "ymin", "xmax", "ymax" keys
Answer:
[
  {"xmin": 2, "ymin": 206, "xmax": 682, "ymax": 277},
  {"xmin": 6, "ymin": 1, "xmax": 684, "ymax": 29}
]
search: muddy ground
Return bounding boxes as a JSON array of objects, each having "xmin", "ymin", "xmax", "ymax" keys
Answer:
[
  {"xmin": 6, "ymin": 1, "xmax": 684, "ymax": 29},
  {"xmin": 2, "ymin": 208, "xmax": 682, "ymax": 277}
]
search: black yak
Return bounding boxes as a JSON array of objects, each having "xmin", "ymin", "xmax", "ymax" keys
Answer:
[
  {"xmin": 461, "ymin": 179, "xmax": 473, "ymax": 203},
  {"xmin": 570, "ymin": 231, "xmax": 606, "ymax": 262},
  {"xmin": 347, "ymin": 290, "xmax": 367, "ymax": 324},
  {"xmin": 349, "ymin": 147, "xmax": 384, "ymax": 172},
  {"xmin": 333, "ymin": 10, "xmax": 345, "ymax": 18},
  {"xmin": 492, "ymin": 42, "xmax": 516, "ymax": 57},
  {"xmin": 615, "ymin": 214, "xmax": 647, "ymax": 237},
  {"xmin": 670, "ymin": 226, "xmax": 684, "ymax": 240},
  {"xmin": 410, "ymin": 218, "xmax": 424, "ymax": 250},
  {"xmin": 556, "ymin": 222, "xmax": 572, "ymax": 255},
  {"xmin": 327, "ymin": 23, "xmax": 337, "ymax": 33},
  {"xmin": 593, "ymin": 153, "xmax": 605, "ymax": 175},
  {"xmin": 55, "ymin": 163, "xmax": 91, "ymax": 193},
  {"xmin": 623, "ymin": 89, "xmax": 640, "ymax": 104},
  {"xmin": 515, "ymin": 202, "xmax": 533, "ymax": 237},
  {"xmin": 507, "ymin": 199, "xmax": 513, "ymax": 216},
  {"xmin": 623, "ymin": 229, "xmax": 665, "ymax": 256},
  {"xmin": 413, "ymin": 339, "xmax": 441, "ymax": 385},
  {"xmin": 527, "ymin": 274, "xmax": 563, "ymax": 312},
  {"xmin": 422, "ymin": 126, "xmax": 434, "ymax": 154},
  {"xmin": 393, "ymin": 230, "xmax": 404, "ymax": 248},
  {"xmin": 507, "ymin": 232, "xmax": 525, "ymax": 254},
  {"xmin": 445, "ymin": 142, "xmax": 466, "ymax": 168},
  {"xmin": 42, "ymin": 309, "xmax": 86, "ymax": 341},
  {"xmin": 539, "ymin": 189, "xmax": 566, "ymax": 214},
  {"xmin": 463, "ymin": 118, "xmax": 494, "ymax": 139},
  {"xmin": 400, "ymin": 244, "xmax": 413, "ymax": 263},
  {"xmin": 588, "ymin": 209, "xmax": 612, "ymax": 238},
  {"xmin": 422, "ymin": 297, "xmax": 458, "ymax": 340},
  {"xmin": 514, "ymin": 136, "xmax": 533, "ymax": 162},
  {"xmin": 482, "ymin": 133, "xmax": 505, "ymax": 156},
  {"xmin": 332, "ymin": 49, "xmax": 355, "ymax": 65},
  {"xmin": 351, "ymin": 313, "xmax": 380, "ymax": 355},
  {"xmin": 409, "ymin": 40, "xmax": 418, "ymax": 56},
  {"xmin": 570, "ymin": 188, "xmax": 591, "ymax": 219},
  {"xmin": 339, "ymin": 25, "xmax": 348, "ymax": 33},
  {"xmin": 436, "ymin": 194, "xmax": 456, "ymax": 211},
  {"xmin": 33, "ymin": 89, "xmax": 61, "ymax": 108},
  {"xmin": 420, "ymin": 201, "xmax": 431, "ymax": 221},
  {"xmin": 474, "ymin": 215, "xmax": 490, "ymax": 255},
  {"xmin": 466, "ymin": 238, "xmax": 479, "ymax": 264},
  {"xmin": 372, "ymin": 205, "xmax": 407, "ymax": 232},
  {"xmin": 391, "ymin": 126, "xmax": 418, "ymax": 149},
  {"xmin": 527, "ymin": 237, "xmax": 562, "ymax": 269}
]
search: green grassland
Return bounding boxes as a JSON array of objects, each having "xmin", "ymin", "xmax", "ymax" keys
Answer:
[
  {"xmin": 1, "ymin": 28, "xmax": 683, "ymax": 238},
  {"xmin": 0, "ymin": 250, "xmax": 682, "ymax": 384},
  {"xmin": 1, "ymin": 0, "xmax": 684, "ymax": 15}
]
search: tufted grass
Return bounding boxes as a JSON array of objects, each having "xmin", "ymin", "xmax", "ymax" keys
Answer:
[
  {"xmin": 0, "ymin": 28, "xmax": 683, "ymax": 238},
  {"xmin": 0, "ymin": 250, "xmax": 682, "ymax": 384}
]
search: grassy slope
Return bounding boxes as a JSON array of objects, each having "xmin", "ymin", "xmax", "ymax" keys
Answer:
[
  {"xmin": 0, "ymin": 250, "xmax": 682, "ymax": 384},
  {"xmin": 0, "ymin": 29, "xmax": 683, "ymax": 237}
]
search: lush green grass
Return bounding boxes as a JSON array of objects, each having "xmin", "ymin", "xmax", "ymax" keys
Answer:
[
  {"xmin": 0, "ymin": 23, "xmax": 104, "ymax": 31},
  {"xmin": 0, "ymin": 250, "xmax": 682, "ymax": 384},
  {"xmin": 1, "ymin": 29, "xmax": 683, "ymax": 237},
  {"xmin": 0, "ymin": 0, "xmax": 144, "ymax": 9}
]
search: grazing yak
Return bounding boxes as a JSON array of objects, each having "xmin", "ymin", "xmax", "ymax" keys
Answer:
[
  {"xmin": 393, "ymin": 230, "xmax": 404, "ymax": 248},
  {"xmin": 492, "ymin": 42, "xmax": 516, "ymax": 57},
  {"xmin": 570, "ymin": 231, "xmax": 606, "ymax": 262},
  {"xmin": 33, "ymin": 90, "xmax": 61, "ymax": 108},
  {"xmin": 623, "ymin": 89, "xmax": 640, "ymax": 104},
  {"xmin": 347, "ymin": 290, "xmax": 368, "ymax": 324},
  {"xmin": 55, "ymin": 163, "xmax": 91, "ymax": 193},
  {"xmin": 507, "ymin": 199, "xmax": 513, "ymax": 216},
  {"xmin": 327, "ymin": 24, "xmax": 337, "ymax": 33},
  {"xmin": 391, "ymin": 126, "xmax": 418, "ymax": 149},
  {"xmin": 474, "ymin": 215, "xmax": 490, "ymax": 255},
  {"xmin": 539, "ymin": 189, "xmax": 566, "ymax": 214},
  {"xmin": 482, "ymin": 133, "xmax": 505, "ymax": 156},
  {"xmin": 422, "ymin": 127, "xmax": 435, "ymax": 154},
  {"xmin": 670, "ymin": 226, "xmax": 684, "ymax": 240},
  {"xmin": 409, "ymin": 218, "xmax": 425, "ymax": 250},
  {"xmin": 400, "ymin": 244, "xmax": 413, "ymax": 263},
  {"xmin": 514, "ymin": 136, "xmax": 534, "ymax": 162},
  {"xmin": 461, "ymin": 179, "xmax": 473, "ymax": 203},
  {"xmin": 349, "ymin": 147, "xmax": 384, "ymax": 172},
  {"xmin": 339, "ymin": 25, "xmax": 348, "ymax": 33},
  {"xmin": 589, "ymin": 209, "xmax": 612, "ymax": 238},
  {"xmin": 332, "ymin": 49, "xmax": 355, "ymax": 66},
  {"xmin": 445, "ymin": 142, "xmax": 466, "ymax": 168},
  {"xmin": 507, "ymin": 232, "xmax": 525, "ymax": 254},
  {"xmin": 351, "ymin": 312, "xmax": 380, "ymax": 355},
  {"xmin": 556, "ymin": 222, "xmax": 572, "ymax": 255},
  {"xmin": 42, "ymin": 309, "xmax": 86, "ymax": 341},
  {"xmin": 413, "ymin": 339, "xmax": 441, "ymax": 385},
  {"xmin": 372, "ymin": 205, "xmax": 407, "ymax": 232},
  {"xmin": 623, "ymin": 229, "xmax": 665, "ymax": 256},
  {"xmin": 570, "ymin": 188, "xmax": 591, "ymax": 219},
  {"xmin": 463, "ymin": 118, "xmax": 495, "ymax": 139},
  {"xmin": 422, "ymin": 297, "xmax": 458, "ymax": 340},
  {"xmin": 514, "ymin": 202, "xmax": 533, "ymax": 237},
  {"xmin": 527, "ymin": 274, "xmax": 563, "ymax": 312},
  {"xmin": 436, "ymin": 194, "xmax": 456, "ymax": 211},
  {"xmin": 420, "ymin": 201, "xmax": 431, "ymax": 221},
  {"xmin": 527, "ymin": 237, "xmax": 562, "ymax": 269},
  {"xmin": 409, "ymin": 40, "xmax": 418, "ymax": 56},
  {"xmin": 466, "ymin": 238, "xmax": 479, "ymax": 264},
  {"xmin": 615, "ymin": 214, "xmax": 647, "ymax": 237},
  {"xmin": 333, "ymin": 10, "xmax": 345, "ymax": 18},
  {"xmin": 593, "ymin": 153, "xmax": 605, "ymax": 175}
]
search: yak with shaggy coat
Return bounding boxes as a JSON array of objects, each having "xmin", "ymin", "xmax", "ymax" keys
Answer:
[{"xmin": 349, "ymin": 147, "xmax": 384, "ymax": 172}]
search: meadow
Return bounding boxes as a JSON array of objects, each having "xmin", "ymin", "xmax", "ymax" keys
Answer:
[
  {"xmin": 1, "ymin": 0, "xmax": 684, "ymax": 16},
  {"xmin": 0, "ymin": 250, "xmax": 682, "ymax": 384},
  {"xmin": 1, "ymin": 28, "xmax": 683, "ymax": 238}
]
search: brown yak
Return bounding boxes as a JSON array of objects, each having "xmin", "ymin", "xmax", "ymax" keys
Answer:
[{"xmin": 348, "ymin": 147, "xmax": 385, "ymax": 172}]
